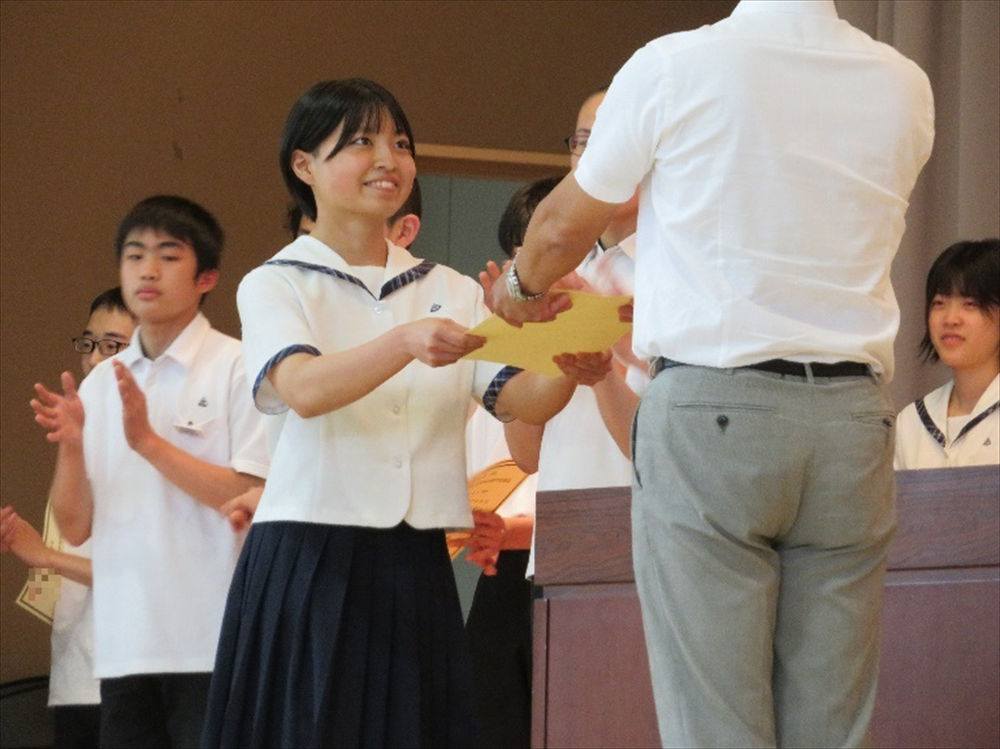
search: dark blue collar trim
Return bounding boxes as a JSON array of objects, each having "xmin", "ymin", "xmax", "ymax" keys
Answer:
[
  {"xmin": 263, "ymin": 258, "xmax": 437, "ymax": 300},
  {"xmin": 916, "ymin": 397, "xmax": 1000, "ymax": 449}
]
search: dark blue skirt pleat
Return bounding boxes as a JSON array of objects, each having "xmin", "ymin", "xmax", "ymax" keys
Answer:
[{"xmin": 202, "ymin": 521, "xmax": 478, "ymax": 749}]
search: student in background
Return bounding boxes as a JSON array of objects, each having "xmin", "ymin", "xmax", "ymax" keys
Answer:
[
  {"xmin": 32, "ymin": 196, "xmax": 269, "ymax": 748},
  {"xmin": 895, "ymin": 239, "xmax": 999, "ymax": 469},
  {"xmin": 1, "ymin": 287, "xmax": 136, "ymax": 749}
]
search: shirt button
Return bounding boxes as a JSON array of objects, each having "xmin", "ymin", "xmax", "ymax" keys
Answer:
[
  {"xmin": 393, "ymin": 458, "xmax": 403, "ymax": 468},
  {"xmin": 373, "ymin": 305, "xmax": 383, "ymax": 314},
  {"xmin": 392, "ymin": 405, "xmax": 401, "ymax": 415}
]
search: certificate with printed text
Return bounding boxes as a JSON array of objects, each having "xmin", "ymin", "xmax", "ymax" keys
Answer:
[
  {"xmin": 15, "ymin": 502, "xmax": 62, "ymax": 625},
  {"xmin": 447, "ymin": 459, "xmax": 529, "ymax": 559}
]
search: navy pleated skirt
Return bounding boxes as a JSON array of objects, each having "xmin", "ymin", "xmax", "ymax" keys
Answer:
[{"xmin": 202, "ymin": 521, "xmax": 479, "ymax": 749}]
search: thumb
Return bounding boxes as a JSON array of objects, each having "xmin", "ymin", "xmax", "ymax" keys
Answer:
[{"xmin": 60, "ymin": 371, "xmax": 78, "ymax": 396}]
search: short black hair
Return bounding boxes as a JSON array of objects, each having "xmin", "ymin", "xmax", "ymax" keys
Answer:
[
  {"xmin": 115, "ymin": 195, "xmax": 224, "ymax": 275},
  {"xmin": 286, "ymin": 202, "xmax": 305, "ymax": 241},
  {"xmin": 388, "ymin": 177, "xmax": 422, "ymax": 226},
  {"xmin": 497, "ymin": 176, "xmax": 562, "ymax": 258},
  {"xmin": 919, "ymin": 238, "xmax": 1000, "ymax": 361},
  {"xmin": 279, "ymin": 78, "xmax": 415, "ymax": 223},
  {"xmin": 89, "ymin": 286, "xmax": 133, "ymax": 317}
]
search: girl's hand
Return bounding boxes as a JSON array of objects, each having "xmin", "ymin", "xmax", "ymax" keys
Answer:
[
  {"xmin": 31, "ymin": 372, "xmax": 85, "ymax": 445},
  {"xmin": 404, "ymin": 318, "xmax": 485, "ymax": 367},
  {"xmin": 553, "ymin": 350, "xmax": 613, "ymax": 386},
  {"xmin": 463, "ymin": 510, "xmax": 506, "ymax": 576}
]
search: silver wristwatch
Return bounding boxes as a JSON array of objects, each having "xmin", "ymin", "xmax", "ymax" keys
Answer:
[{"xmin": 505, "ymin": 258, "xmax": 545, "ymax": 302}]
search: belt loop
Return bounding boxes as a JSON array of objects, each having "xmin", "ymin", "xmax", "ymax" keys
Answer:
[{"xmin": 803, "ymin": 362, "xmax": 815, "ymax": 384}]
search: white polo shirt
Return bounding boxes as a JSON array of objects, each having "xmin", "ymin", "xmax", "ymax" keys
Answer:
[
  {"xmin": 238, "ymin": 236, "xmax": 513, "ymax": 530},
  {"xmin": 48, "ymin": 538, "xmax": 99, "ymax": 706},
  {"xmin": 465, "ymin": 405, "xmax": 537, "ymax": 519},
  {"xmin": 574, "ymin": 0, "xmax": 935, "ymax": 380},
  {"xmin": 80, "ymin": 313, "xmax": 269, "ymax": 678},
  {"xmin": 894, "ymin": 375, "xmax": 1000, "ymax": 469}
]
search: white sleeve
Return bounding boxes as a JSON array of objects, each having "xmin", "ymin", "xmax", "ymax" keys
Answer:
[
  {"xmin": 574, "ymin": 43, "xmax": 668, "ymax": 204},
  {"xmin": 237, "ymin": 267, "xmax": 320, "ymax": 414},
  {"xmin": 225, "ymin": 351, "xmax": 270, "ymax": 478}
]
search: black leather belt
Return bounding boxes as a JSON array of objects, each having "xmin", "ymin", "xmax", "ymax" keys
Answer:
[{"xmin": 652, "ymin": 357, "xmax": 870, "ymax": 378}]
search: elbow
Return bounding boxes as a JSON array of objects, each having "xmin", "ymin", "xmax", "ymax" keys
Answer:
[
  {"xmin": 61, "ymin": 521, "xmax": 91, "ymax": 547},
  {"xmin": 513, "ymin": 455, "xmax": 539, "ymax": 474}
]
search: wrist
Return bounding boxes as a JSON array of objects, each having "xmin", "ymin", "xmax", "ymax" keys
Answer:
[{"xmin": 505, "ymin": 257, "xmax": 545, "ymax": 303}]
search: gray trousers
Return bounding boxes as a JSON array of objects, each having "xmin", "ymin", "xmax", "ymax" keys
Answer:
[{"xmin": 631, "ymin": 364, "xmax": 897, "ymax": 748}]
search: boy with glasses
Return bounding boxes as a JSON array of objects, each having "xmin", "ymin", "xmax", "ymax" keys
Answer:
[{"xmin": 2, "ymin": 286, "xmax": 136, "ymax": 749}]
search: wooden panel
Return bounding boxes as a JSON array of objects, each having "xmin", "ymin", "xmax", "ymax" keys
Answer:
[
  {"xmin": 889, "ymin": 465, "xmax": 999, "ymax": 569},
  {"xmin": 533, "ymin": 486, "xmax": 632, "ymax": 586},
  {"xmin": 532, "ymin": 467, "xmax": 1000, "ymax": 747},
  {"xmin": 541, "ymin": 589, "xmax": 659, "ymax": 749},
  {"xmin": 872, "ymin": 567, "xmax": 1000, "ymax": 748}
]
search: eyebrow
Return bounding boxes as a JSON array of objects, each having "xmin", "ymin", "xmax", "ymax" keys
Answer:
[
  {"xmin": 81, "ymin": 329, "xmax": 130, "ymax": 340},
  {"xmin": 122, "ymin": 239, "xmax": 185, "ymax": 250}
]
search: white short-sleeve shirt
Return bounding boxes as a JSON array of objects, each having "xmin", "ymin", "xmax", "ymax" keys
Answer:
[
  {"xmin": 894, "ymin": 375, "xmax": 1000, "ymax": 469},
  {"xmin": 48, "ymin": 538, "xmax": 100, "ymax": 706},
  {"xmin": 80, "ymin": 312, "xmax": 269, "ymax": 678},
  {"xmin": 573, "ymin": 0, "xmax": 935, "ymax": 380},
  {"xmin": 238, "ymin": 236, "xmax": 514, "ymax": 530}
]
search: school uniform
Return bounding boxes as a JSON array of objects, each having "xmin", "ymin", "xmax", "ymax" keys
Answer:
[
  {"xmin": 894, "ymin": 374, "xmax": 1000, "ymax": 469},
  {"xmin": 573, "ymin": 0, "xmax": 934, "ymax": 744},
  {"xmin": 79, "ymin": 312, "xmax": 269, "ymax": 748},
  {"xmin": 463, "ymin": 406, "xmax": 537, "ymax": 749},
  {"xmin": 49, "ymin": 537, "xmax": 101, "ymax": 749},
  {"xmin": 204, "ymin": 236, "xmax": 517, "ymax": 749}
]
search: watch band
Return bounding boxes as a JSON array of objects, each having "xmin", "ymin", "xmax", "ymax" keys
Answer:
[{"xmin": 505, "ymin": 258, "xmax": 545, "ymax": 302}]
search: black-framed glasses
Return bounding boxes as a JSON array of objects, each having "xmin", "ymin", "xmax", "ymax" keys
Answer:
[
  {"xmin": 72, "ymin": 337, "xmax": 129, "ymax": 356},
  {"xmin": 563, "ymin": 134, "xmax": 588, "ymax": 157}
]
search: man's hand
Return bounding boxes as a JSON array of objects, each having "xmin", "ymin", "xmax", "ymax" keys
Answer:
[
  {"xmin": 113, "ymin": 361, "xmax": 158, "ymax": 455},
  {"xmin": 481, "ymin": 260, "xmax": 571, "ymax": 328},
  {"xmin": 31, "ymin": 372, "xmax": 85, "ymax": 445}
]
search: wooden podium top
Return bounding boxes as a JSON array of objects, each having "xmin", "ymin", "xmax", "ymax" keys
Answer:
[{"xmin": 534, "ymin": 465, "xmax": 999, "ymax": 587}]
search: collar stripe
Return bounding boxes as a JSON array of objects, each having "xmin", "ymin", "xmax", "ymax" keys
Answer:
[
  {"xmin": 916, "ymin": 397, "xmax": 999, "ymax": 449},
  {"xmin": 262, "ymin": 258, "xmax": 437, "ymax": 300}
]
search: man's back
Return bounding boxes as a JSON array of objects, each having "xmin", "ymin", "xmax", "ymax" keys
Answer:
[{"xmin": 578, "ymin": 0, "xmax": 935, "ymax": 376}]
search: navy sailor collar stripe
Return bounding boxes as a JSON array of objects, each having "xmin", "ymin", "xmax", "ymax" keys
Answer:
[
  {"xmin": 263, "ymin": 258, "xmax": 437, "ymax": 300},
  {"xmin": 915, "ymin": 397, "xmax": 1000, "ymax": 449}
]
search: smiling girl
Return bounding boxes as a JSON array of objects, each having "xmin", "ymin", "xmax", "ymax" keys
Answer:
[
  {"xmin": 895, "ymin": 239, "xmax": 1000, "ymax": 469},
  {"xmin": 202, "ymin": 79, "xmax": 587, "ymax": 748}
]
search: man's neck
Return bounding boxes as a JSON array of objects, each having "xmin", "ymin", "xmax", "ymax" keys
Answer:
[
  {"xmin": 949, "ymin": 363, "xmax": 999, "ymax": 417},
  {"xmin": 139, "ymin": 309, "xmax": 199, "ymax": 361}
]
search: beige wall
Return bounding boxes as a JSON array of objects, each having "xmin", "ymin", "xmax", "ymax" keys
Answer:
[{"xmin": 1, "ymin": 0, "xmax": 996, "ymax": 684}]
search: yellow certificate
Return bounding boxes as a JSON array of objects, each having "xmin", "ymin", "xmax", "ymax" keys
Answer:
[
  {"xmin": 462, "ymin": 291, "xmax": 631, "ymax": 376},
  {"xmin": 447, "ymin": 459, "xmax": 529, "ymax": 558}
]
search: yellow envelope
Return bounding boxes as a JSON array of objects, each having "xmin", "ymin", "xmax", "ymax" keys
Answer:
[{"xmin": 463, "ymin": 291, "xmax": 632, "ymax": 376}]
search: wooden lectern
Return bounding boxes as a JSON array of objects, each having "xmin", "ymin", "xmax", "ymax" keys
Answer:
[{"xmin": 531, "ymin": 465, "xmax": 999, "ymax": 748}]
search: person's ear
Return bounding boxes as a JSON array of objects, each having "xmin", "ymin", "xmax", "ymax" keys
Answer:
[
  {"xmin": 291, "ymin": 150, "xmax": 315, "ymax": 185},
  {"xmin": 195, "ymin": 269, "xmax": 220, "ymax": 295},
  {"xmin": 392, "ymin": 214, "xmax": 421, "ymax": 249}
]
